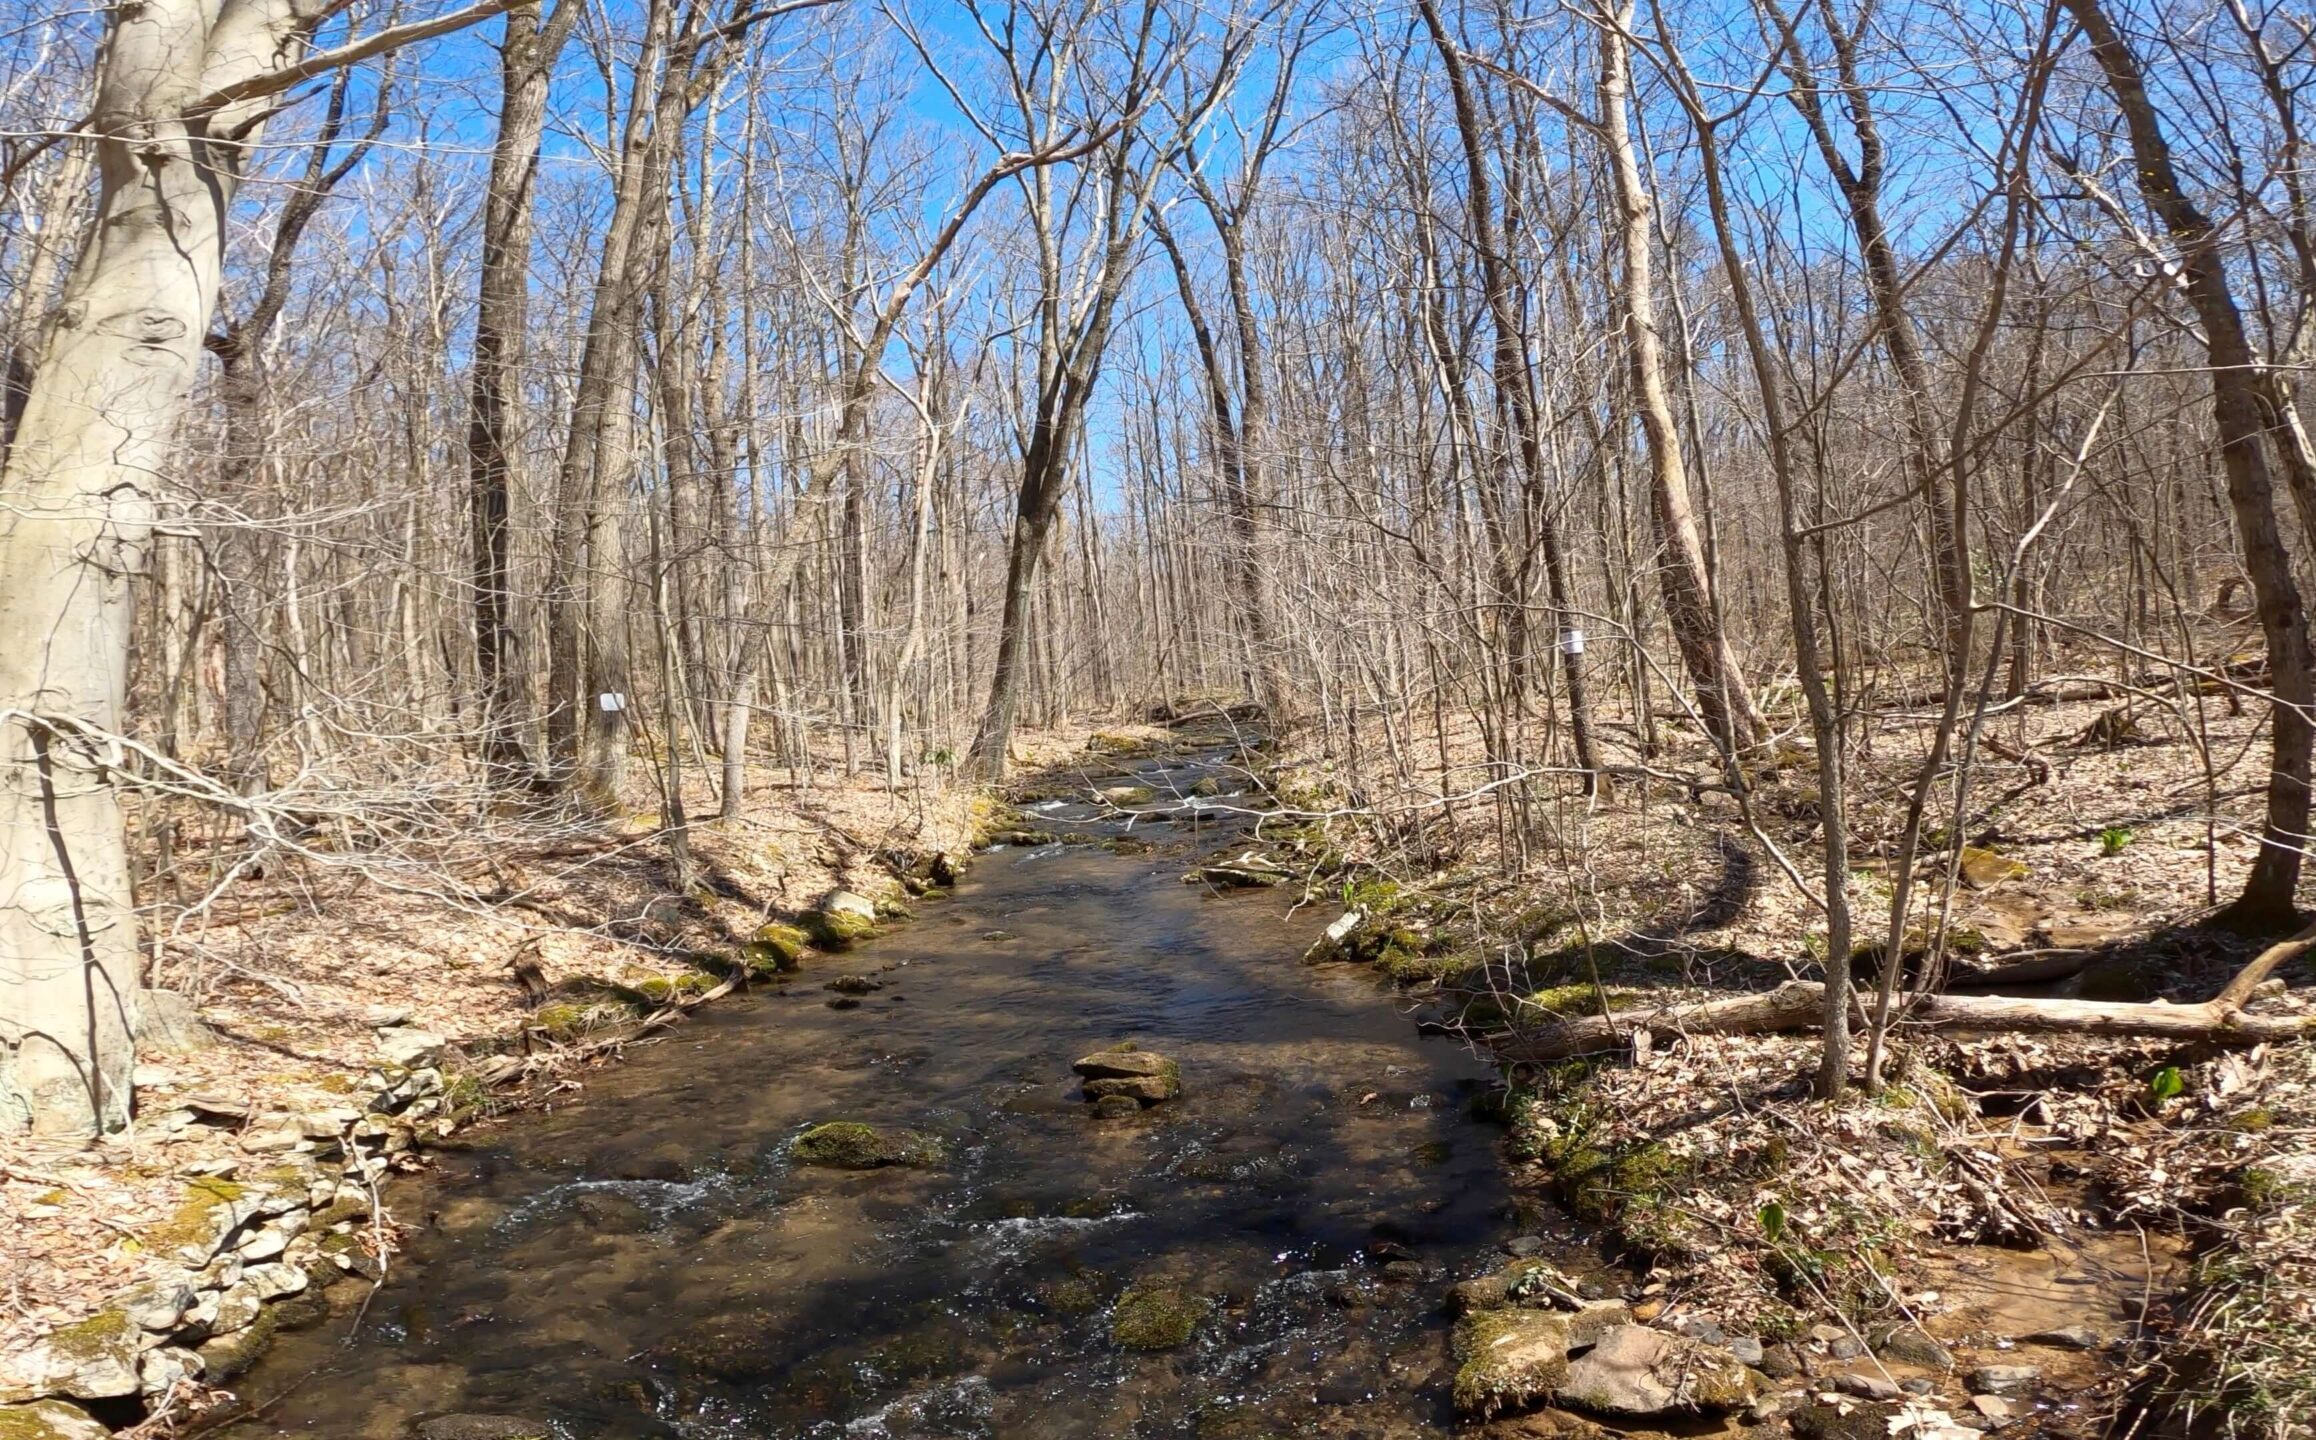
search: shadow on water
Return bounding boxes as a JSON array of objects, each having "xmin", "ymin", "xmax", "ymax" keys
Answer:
[{"xmin": 221, "ymin": 741, "xmax": 1521, "ymax": 1439}]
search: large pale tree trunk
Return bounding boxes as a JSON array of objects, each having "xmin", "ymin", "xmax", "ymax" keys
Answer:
[{"xmin": 0, "ymin": 0, "xmax": 505, "ymax": 1134}]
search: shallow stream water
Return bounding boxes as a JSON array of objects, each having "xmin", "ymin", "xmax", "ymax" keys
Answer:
[{"xmin": 224, "ymin": 742, "xmax": 1519, "ymax": 1439}]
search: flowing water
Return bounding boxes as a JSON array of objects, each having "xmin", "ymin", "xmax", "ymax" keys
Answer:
[{"xmin": 224, "ymin": 741, "xmax": 1521, "ymax": 1439}]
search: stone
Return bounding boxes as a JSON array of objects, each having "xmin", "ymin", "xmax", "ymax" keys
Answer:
[
  {"xmin": 0, "ymin": 1400, "xmax": 113, "ymax": 1440},
  {"xmin": 1971, "ymin": 1395, "xmax": 2016, "ymax": 1422},
  {"xmin": 1830, "ymin": 1335, "xmax": 1864, "ymax": 1360},
  {"xmin": 136, "ymin": 1346, "xmax": 202, "ymax": 1397},
  {"xmin": 1726, "ymin": 1336, "xmax": 1765, "ymax": 1367},
  {"xmin": 133, "ymin": 989, "xmax": 217, "ymax": 1054},
  {"xmin": 244, "ymin": 1262, "xmax": 309, "ymax": 1301},
  {"xmin": 929, "ymin": 852, "xmax": 966, "ymax": 886},
  {"xmin": 209, "ymin": 1283, "xmax": 263, "ymax": 1336},
  {"xmin": 1902, "ymin": 1378, "xmax": 1937, "ymax": 1395},
  {"xmin": 1082, "ymin": 1074, "xmax": 1178, "ymax": 1104},
  {"xmin": 1089, "ymin": 1094, "xmax": 1142, "ymax": 1119},
  {"xmin": 1968, "ymin": 1365, "xmax": 2041, "ymax": 1393},
  {"xmin": 1502, "ymin": 1234, "xmax": 1546, "ymax": 1258},
  {"xmin": 1074, "ymin": 1045, "xmax": 1181, "ymax": 1104},
  {"xmin": 377, "ymin": 1028, "xmax": 445, "ymax": 1068},
  {"xmin": 1834, "ymin": 1372, "xmax": 1902, "ymax": 1401},
  {"xmin": 748, "ymin": 922, "xmax": 811, "ymax": 971},
  {"xmin": 155, "ymin": 1176, "xmax": 269, "ymax": 1265},
  {"xmin": 2021, "ymin": 1326, "xmax": 2101, "ymax": 1351},
  {"xmin": 1451, "ymin": 1309, "xmax": 1572, "ymax": 1417},
  {"xmin": 1759, "ymin": 1344, "xmax": 1802, "ymax": 1379},
  {"xmin": 826, "ymin": 996, "xmax": 863, "ymax": 1011},
  {"xmin": 1110, "ymin": 1286, "xmax": 1209, "ymax": 1350},
  {"xmin": 194, "ymin": 1301, "xmax": 273, "ymax": 1381},
  {"xmin": 1194, "ymin": 861, "xmax": 1288, "ymax": 888},
  {"xmin": 1304, "ymin": 910, "xmax": 1364, "ymax": 963},
  {"xmin": 6, "ymin": 1311, "xmax": 141, "ymax": 1400},
  {"xmin": 807, "ymin": 893, "xmax": 879, "ymax": 947},
  {"xmin": 365, "ymin": 1005, "xmax": 414, "ymax": 1027},
  {"xmin": 826, "ymin": 974, "xmax": 883, "ymax": 995},
  {"xmin": 1673, "ymin": 1314, "xmax": 1727, "ymax": 1345},
  {"xmin": 119, "ymin": 1282, "xmax": 198, "ymax": 1333},
  {"xmin": 411, "ymin": 1419, "xmax": 551, "ymax": 1440},
  {"xmin": 1553, "ymin": 1324, "xmax": 1757, "ymax": 1418},
  {"xmin": 1382, "ymin": 1260, "xmax": 1425, "ymax": 1283},
  {"xmin": 789, "ymin": 1121, "xmax": 942, "ymax": 1169},
  {"xmin": 1792, "ymin": 1399, "xmax": 1902, "ymax": 1440},
  {"xmin": 1878, "ymin": 1324, "xmax": 1956, "ymax": 1370},
  {"xmin": 237, "ymin": 1211, "xmax": 306, "ymax": 1262}
]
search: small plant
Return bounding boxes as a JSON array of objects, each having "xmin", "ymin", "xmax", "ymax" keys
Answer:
[
  {"xmin": 2100, "ymin": 826, "xmax": 2135, "ymax": 856},
  {"xmin": 2148, "ymin": 1065, "xmax": 2187, "ymax": 1105}
]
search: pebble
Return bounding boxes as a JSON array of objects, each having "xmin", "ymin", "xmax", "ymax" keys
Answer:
[
  {"xmin": 1972, "ymin": 1394, "xmax": 2016, "ymax": 1421},
  {"xmin": 1726, "ymin": 1336, "xmax": 1765, "ymax": 1367},
  {"xmin": 1501, "ymin": 1235, "xmax": 1545, "ymax": 1258},
  {"xmin": 1834, "ymin": 1372, "xmax": 1902, "ymax": 1401},
  {"xmin": 1830, "ymin": 1335, "xmax": 1864, "ymax": 1360},
  {"xmin": 2022, "ymin": 1326, "xmax": 2100, "ymax": 1350}
]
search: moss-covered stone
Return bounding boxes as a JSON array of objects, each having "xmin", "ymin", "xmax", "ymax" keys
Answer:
[
  {"xmin": 1958, "ymin": 846, "xmax": 2027, "ymax": 888},
  {"xmin": 804, "ymin": 908, "xmax": 876, "ymax": 948},
  {"xmin": 1451, "ymin": 1309, "xmax": 1572, "ymax": 1416},
  {"xmin": 196, "ymin": 1306, "xmax": 278, "ymax": 1381},
  {"xmin": 789, "ymin": 1122, "xmax": 942, "ymax": 1169},
  {"xmin": 147, "ymin": 1175, "xmax": 256, "ymax": 1261},
  {"xmin": 1111, "ymin": 1286, "xmax": 1210, "ymax": 1350},
  {"xmin": 0, "ymin": 1401, "xmax": 111, "ymax": 1440}
]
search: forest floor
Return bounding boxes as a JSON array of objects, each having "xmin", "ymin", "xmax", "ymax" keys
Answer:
[
  {"xmin": 0, "ymin": 721, "xmax": 1164, "ymax": 1370},
  {"xmin": 1266, "ymin": 671, "xmax": 2316, "ymax": 1437}
]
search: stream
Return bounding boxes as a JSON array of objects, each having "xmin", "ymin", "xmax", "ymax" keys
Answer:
[{"xmin": 223, "ymin": 740, "xmax": 1522, "ymax": 1439}]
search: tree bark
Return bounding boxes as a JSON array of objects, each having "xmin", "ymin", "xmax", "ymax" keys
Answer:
[
  {"xmin": 467, "ymin": 0, "xmax": 575, "ymax": 786},
  {"xmin": 1596, "ymin": 3, "xmax": 1762, "ymax": 752},
  {"xmin": 2062, "ymin": 0, "xmax": 2316, "ymax": 930}
]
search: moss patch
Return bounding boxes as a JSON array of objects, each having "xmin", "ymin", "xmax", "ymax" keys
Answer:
[
  {"xmin": 1111, "ymin": 1286, "xmax": 1210, "ymax": 1350},
  {"xmin": 790, "ymin": 1122, "xmax": 942, "ymax": 1169}
]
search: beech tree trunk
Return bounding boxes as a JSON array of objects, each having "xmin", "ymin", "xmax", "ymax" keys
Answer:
[{"xmin": 0, "ymin": 0, "xmax": 501, "ymax": 1134}]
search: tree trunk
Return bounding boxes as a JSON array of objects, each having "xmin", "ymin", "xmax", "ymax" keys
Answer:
[
  {"xmin": 1596, "ymin": 4, "xmax": 1761, "ymax": 752},
  {"xmin": 0, "ymin": 0, "xmax": 344, "ymax": 1134},
  {"xmin": 467, "ymin": 0, "xmax": 574, "ymax": 785},
  {"xmin": 2063, "ymin": 0, "xmax": 2316, "ymax": 929}
]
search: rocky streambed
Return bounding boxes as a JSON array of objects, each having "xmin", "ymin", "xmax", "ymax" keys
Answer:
[{"xmin": 203, "ymin": 742, "xmax": 1550, "ymax": 1438}]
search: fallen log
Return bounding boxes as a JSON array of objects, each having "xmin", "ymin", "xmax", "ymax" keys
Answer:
[{"xmin": 1494, "ymin": 976, "xmax": 2316, "ymax": 1062}]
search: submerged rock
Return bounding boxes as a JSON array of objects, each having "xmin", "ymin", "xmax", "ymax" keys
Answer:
[
  {"xmin": 1110, "ymin": 1286, "xmax": 1210, "ymax": 1350},
  {"xmin": 659, "ymin": 1309, "xmax": 786, "ymax": 1382},
  {"xmin": 789, "ymin": 1122, "xmax": 942, "ymax": 1169},
  {"xmin": 1554, "ymin": 1324, "xmax": 1757, "ymax": 1417},
  {"xmin": 1089, "ymin": 1094, "xmax": 1142, "ymax": 1120},
  {"xmin": 1451, "ymin": 1309, "xmax": 1572, "ymax": 1416},
  {"xmin": 1072, "ymin": 1044, "xmax": 1181, "ymax": 1106},
  {"xmin": 826, "ymin": 974, "xmax": 883, "ymax": 996}
]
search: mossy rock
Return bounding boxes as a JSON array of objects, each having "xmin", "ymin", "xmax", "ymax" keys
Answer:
[
  {"xmin": 748, "ymin": 922, "xmax": 811, "ymax": 973},
  {"xmin": 804, "ymin": 908, "xmax": 876, "ymax": 949},
  {"xmin": 1111, "ymin": 1286, "xmax": 1210, "ymax": 1350},
  {"xmin": 196, "ymin": 1306, "xmax": 279, "ymax": 1381},
  {"xmin": 789, "ymin": 1122, "xmax": 942, "ymax": 1170},
  {"xmin": 1102, "ymin": 785, "xmax": 1156, "ymax": 805},
  {"xmin": 0, "ymin": 1402, "xmax": 111, "ymax": 1440},
  {"xmin": 146, "ymin": 1175, "xmax": 256, "ymax": 1260},
  {"xmin": 1451, "ymin": 1309, "xmax": 1572, "ymax": 1416}
]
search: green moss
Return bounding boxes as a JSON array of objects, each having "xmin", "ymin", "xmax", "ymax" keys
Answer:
[
  {"xmin": 1111, "ymin": 1286, "xmax": 1210, "ymax": 1350},
  {"xmin": 2231, "ymin": 1107, "xmax": 2276, "ymax": 1133},
  {"xmin": 0, "ymin": 1400, "xmax": 111, "ymax": 1440},
  {"xmin": 748, "ymin": 922, "xmax": 812, "ymax": 972},
  {"xmin": 790, "ymin": 1121, "xmax": 942, "ymax": 1169},
  {"xmin": 1450, "ymin": 1309, "xmax": 1571, "ymax": 1417},
  {"xmin": 37, "ymin": 1309, "xmax": 138, "ymax": 1365},
  {"xmin": 146, "ymin": 1175, "xmax": 249, "ymax": 1253},
  {"xmin": 636, "ymin": 977, "xmax": 674, "ymax": 1003},
  {"xmin": 805, "ymin": 909, "xmax": 876, "ymax": 948},
  {"xmin": 531, "ymin": 1002, "xmax": 586, "ymax": 1040}
]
